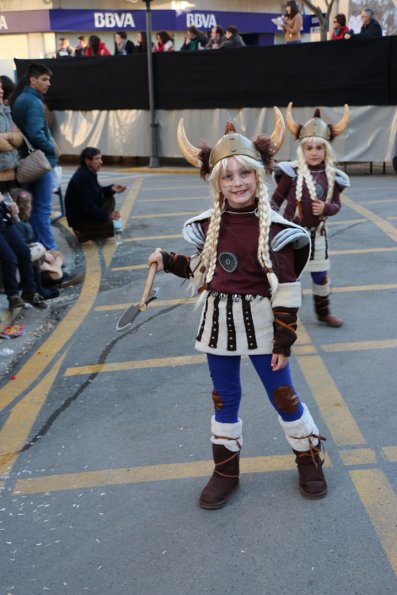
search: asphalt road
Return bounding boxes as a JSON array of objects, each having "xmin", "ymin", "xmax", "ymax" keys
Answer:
[{"xmin": 0, "ymin": 166, "xmax": 396, "ymax": 594}]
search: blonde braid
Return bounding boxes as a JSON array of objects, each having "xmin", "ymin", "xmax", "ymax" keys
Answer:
[
  {"xmin": 203, "ymin": 194, "xmax": 222, "ymax": 284},
  {"xmin": 257, "ymin": 171, "xmax": 279, "ymax": 293},
  {"xmin": 324, "ymin": 142, "xmax": 336, "ymax": 202},
  {"xmin": 297, "ymin": 144, "xmax": 318, "ymax": 202}
]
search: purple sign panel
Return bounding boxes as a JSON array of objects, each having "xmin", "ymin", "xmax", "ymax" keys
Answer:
[
  {"xmin": 0, "ymin": 10, "xmax": 50, "ymax": 34},
  {"xmin": 49, "ymin": 9, "xmax": 174, "ymax": 32},
  {"xmin": 49, "ymin": 9, "xmax": 314, "ymax": 34}
]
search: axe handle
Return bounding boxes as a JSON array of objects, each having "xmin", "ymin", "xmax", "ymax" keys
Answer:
[{"xmin": 138, "ymin": 261, "xmax": 158, "ymax": 310}]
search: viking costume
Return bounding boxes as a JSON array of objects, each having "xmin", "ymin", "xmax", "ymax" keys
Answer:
[
  {"xmin": 158, "ymin": 109, "xmax": 327, "ymax": 508},
  {"xmin": 272, "ymin": 103, "xmax": 350, "ymax": 327}
]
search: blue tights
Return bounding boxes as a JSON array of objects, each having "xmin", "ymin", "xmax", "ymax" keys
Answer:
[{"xmin": 207, "ymin": 353, "xmax": 304, "ymax": 424}]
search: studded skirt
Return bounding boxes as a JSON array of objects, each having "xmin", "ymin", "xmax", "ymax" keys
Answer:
[
  {"xmin": 306, "ymin": 225, "xmax": 330, "ymax": 273},
  {"xmin": 195, "ymin": 291, "xmax": 274, "ymax": 356}
]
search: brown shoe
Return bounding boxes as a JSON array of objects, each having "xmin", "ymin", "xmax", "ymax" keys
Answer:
[
  {"xmin": 318, "ymin": 314, "xmax": 343, "ymax": 327},
  {"xmin": 21, "ymin": 292, "xmax": 47, "ymax": 309},
  {"xmin": 199, "ymin": 444, "xmax": 240, "ymax": 509},
  {"xmin": 293, "ymin": 440, "xmax": 327, "ymax": 499},
  {"xmin": 8, "ymin": 295, "xmax": 27, "ymax": 309}
]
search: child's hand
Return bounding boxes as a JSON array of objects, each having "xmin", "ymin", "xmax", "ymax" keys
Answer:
[
  {"xmin": 271, "ymin": 353, "xmax": 289, "ymax": 371},
  {"xmin": 148, "ymin": 249, "xmax": 164, "ymax": 272},
  {"xmin": 312, "ymin": 199, "xmax": 325, "ymax": 216}
]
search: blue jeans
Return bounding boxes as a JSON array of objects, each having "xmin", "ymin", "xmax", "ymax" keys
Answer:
[
  {"xmin": 27, "ymin": 170, "xmax": 58, "ymax": 250},
  {"xmin": 207, "ymin": 353, "xmax": 304, "ymax": 424},
  {"xmin": 0, "ymin": 225, "xmax": 36, "ymax": 297}
]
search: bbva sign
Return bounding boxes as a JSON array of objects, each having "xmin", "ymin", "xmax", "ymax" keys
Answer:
[
  {"xmin": 94, "ymin": 12, "xmax": 135, "ymax": 29},
  {"xmin": 186, "ymin": 13, "xmax": 217, "ymax": 29}
]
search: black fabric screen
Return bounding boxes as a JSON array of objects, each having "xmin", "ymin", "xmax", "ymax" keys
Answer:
[{"xmin": 15, "ymin": 36, "xmax": 396, "ymax": 111}]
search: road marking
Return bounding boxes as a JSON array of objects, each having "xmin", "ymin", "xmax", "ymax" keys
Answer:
[
  {"xmin": 382, "ymin": 447, "xmax": 397, "ymax": 462},
  {"xmin": 330, "ymin": 246, "xmax": 397, "ymax": 255},
  {"xmin": 11, "ymin": 453, "xmax": 332, "ymax": 495},
  {"xmin": 343, "ymin": 195, "xmax": 397, "ymax": 243},
  {"xmin": 296, "ymin": 354, "xmax": 366, "ymax": 446},
  {"xmin": 0, "ymin": 352, "xmax": 67, "ymax": 477},
  {"xmin": 123, "ymin": 234, "xmax": 182, "ymax": 242},
  {"xmin": 340, "ymin": 448, "xmax": 376, "ymax": 466},
  {"xmin": 96, "ymin": 284, "xmax": 397, "ymax": 312},
  {"xmin": 328, "ymin": 218, "xmax": 366, "ymax": 226},
  {"xmin": 102, "ymin": 178, "xmax": 144, "ymax": 268},
  {"xmin": 63, "ymin": 345, "xmax": 318, "ymax": 378},
  {"xmin": 312, "ymin": 283, "xmax": 397, "ymax": 293},
  {"xmin": 0, "ymin": 243, "xmax": 101, "ymax": 413},
  {"xmin": 362, "ymin": 198, "xmax": 397, "ymax": 204},
  {"xmin": 95, "ymin": 297, "xmax": 196, "ymax": 311},
  {"xmin": 143, "ymin": 196, "xmax": 209, "ymax": 202},
  {"xmin": 64, "ymin": 354, "xmax": 208, "ymax": 376},
  {"xmin": 321, "ymin": 339, "xmax": 397, "ymax": 352},
  {"xmin": 131, "ymin": 211, "xmax": 200, "ymax": 219},
  {"xmin": 350, "ymin": 469, "xmax": 397, "ymax": 575}
]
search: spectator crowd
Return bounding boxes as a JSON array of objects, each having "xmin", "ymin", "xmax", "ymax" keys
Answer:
[{"xmin": 50, "ymin": 5, "xmax": 384, "ymax": 60}]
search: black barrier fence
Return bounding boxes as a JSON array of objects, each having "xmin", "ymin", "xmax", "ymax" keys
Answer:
[{"xmin": 15, "ymin": 36, "xmax": 397, "ymax": 110}]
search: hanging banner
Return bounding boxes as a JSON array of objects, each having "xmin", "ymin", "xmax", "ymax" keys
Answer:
[
  {"xmin": 48, "ymin": 9, "xmax": 313, "ymax": 34},
  {"xmin": 0, "ymin": 10, "xmax": 50, "ymax": 34},
  {"xmin": 49, "ymin": 9, "xmax": 174, "ymax": 32}
]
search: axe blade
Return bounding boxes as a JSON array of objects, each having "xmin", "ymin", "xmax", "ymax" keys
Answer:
[{"xmin": 115, "ymin": 288, "xmax": 159, "ymax": 332}]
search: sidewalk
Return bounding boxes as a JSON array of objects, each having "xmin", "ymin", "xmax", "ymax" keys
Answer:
[{"xmin": 0, "ymin": 220, "xmax": 83, "ymax": 380}]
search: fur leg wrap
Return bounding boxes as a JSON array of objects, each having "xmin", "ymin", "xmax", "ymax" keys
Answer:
[
  {"xmin": 313, "ymin": 281, "xmax": 330, "ymax": 298},
  {"xmin": 211, "ymin": 417, "xmax": 242, "ymax": 452},
  {"xmin": 278, "ymin": 403, "xmax": 319, "ymax": 452}
]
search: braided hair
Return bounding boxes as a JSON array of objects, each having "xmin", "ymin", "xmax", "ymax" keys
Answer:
[
  {"xmin": 296, "ymin": 137, "xmax": 337, "ymax": 208},
  {"xmin": 193, "ymin": 154, "xmax": 278, "ymax": 295}
]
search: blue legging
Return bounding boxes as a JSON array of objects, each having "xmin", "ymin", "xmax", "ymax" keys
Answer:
[
  {"xmin": 311, "ymin": 271, "xmax": 327, "ymax": 285},
  {"xmin": 207, "ymin": 353, "xmax": 304, "ymax": 424}
]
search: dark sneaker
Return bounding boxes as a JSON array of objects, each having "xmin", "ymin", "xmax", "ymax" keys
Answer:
[
  {"xmin": 58, "ymin": 272, "xmax": 84, "ymax": 289},
  {"xmin": 8, "ymin": 295, "xmax": 27, "ymax": 309},
  {"xmin": 21, "ymin": 292, "xmax": 48, "ymax": 309}
]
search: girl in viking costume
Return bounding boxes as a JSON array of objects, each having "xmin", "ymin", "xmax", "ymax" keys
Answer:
[
  {"xmin": 272, "ymin": 103, "xmax": 350, "ymax": 327},
  {"xmin": 148, "ymin": 108, "xmax": 327, "ymax": 508}
]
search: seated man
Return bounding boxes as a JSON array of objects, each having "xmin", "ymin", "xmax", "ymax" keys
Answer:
[{"xmin": 65, "ymin": 147, "xmax": 126, "ymax": 243}]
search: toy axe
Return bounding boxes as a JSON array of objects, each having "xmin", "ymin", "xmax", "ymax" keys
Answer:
[{"xmin": 116, "ymin": 261, "xmax": 159, "ymax": 331}]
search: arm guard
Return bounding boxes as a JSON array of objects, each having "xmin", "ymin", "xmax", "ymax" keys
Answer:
[
  {"xmin": 161, "ymin": 251, "xmax": 193, "ymax": 279},
  {"xmin": 272, "ymin": 307, "xmax": 298, "ymax": 357}
]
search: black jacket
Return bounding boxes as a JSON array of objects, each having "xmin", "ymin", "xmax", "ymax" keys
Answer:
[
  {"xmin": 355, "ymin": 18, "xmax": 382, "ymax": 38},
  {"xmin": 65, "ymin": 165, "xmax": 114, "ymax": 228}
]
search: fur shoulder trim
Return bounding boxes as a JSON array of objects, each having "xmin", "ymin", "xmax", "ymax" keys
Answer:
[
  {"xmin": 182, "ymin": 209, "xmax": 212, "ymax": 248},
  {"xmin": 270, "ymin": 211, "xmax": 311, "ymax": 279},
  {"xmin": 273, "ymin": 161, "xmax": 298, "ymax": 182},
  {"xmin": 335, "ymin": 168, "xmax": 350, "ymax": 190}
]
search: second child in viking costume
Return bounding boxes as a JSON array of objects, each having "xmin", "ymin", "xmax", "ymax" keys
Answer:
[
  {"xmin": 272, "ymin": 103, "xmax": 350, "ymax": 327},
  {"xmin": 148, "ymin": 108, "xmax": 328, "ymax": 509}
]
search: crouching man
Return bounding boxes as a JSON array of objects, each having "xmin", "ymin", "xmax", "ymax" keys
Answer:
[{"xmin": 65, "ymin": 147, "xmax": 126, "ymax": 243}]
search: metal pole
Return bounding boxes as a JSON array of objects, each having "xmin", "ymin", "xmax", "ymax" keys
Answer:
[{"xmin": 143, "ymin": 0, "xmax": 160, "ymax": 167}]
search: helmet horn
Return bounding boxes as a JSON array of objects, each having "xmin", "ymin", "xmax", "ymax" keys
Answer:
[
  {"xmin": 269, "ymin": 106, "xmax": 285, "ymax": 154},
  {"xmin": 286, "ymin": 102, "xmax": 301, "ymax": 139},
  {"xmin": 177, "ymin": 118, "xmax": 201, "ymax": 167},
  {"xmin": 331, "ymin": 104, "xmax": 349, "ymax": 137}
]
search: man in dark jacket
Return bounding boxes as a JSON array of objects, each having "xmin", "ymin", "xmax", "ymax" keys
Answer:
[
  {"xmin": 344, "ymin": 8, "xmax": 382, "ymax": 38},
  {"xmin": 221, "ymin": 26, "xmax": 246, "ymax": 48},
  {"xmin": 65, "ymin": 147, "xmax": 125, "ymax": 243},
  {"xmin": 12, "ymin": 63, "xmax": 59, "ymax": 250}
]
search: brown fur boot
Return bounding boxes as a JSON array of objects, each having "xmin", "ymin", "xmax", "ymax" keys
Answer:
[
  {"xmin": 199, "ymin": 444, "xmax": 240, "ymax": 509},
  {"xmin": 293, "ymin": 440, "xmax": 327, "ymax": 499},
  {"xmin": 314, "ymin": 295, "xmax": 343, "ymax": 327}
]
